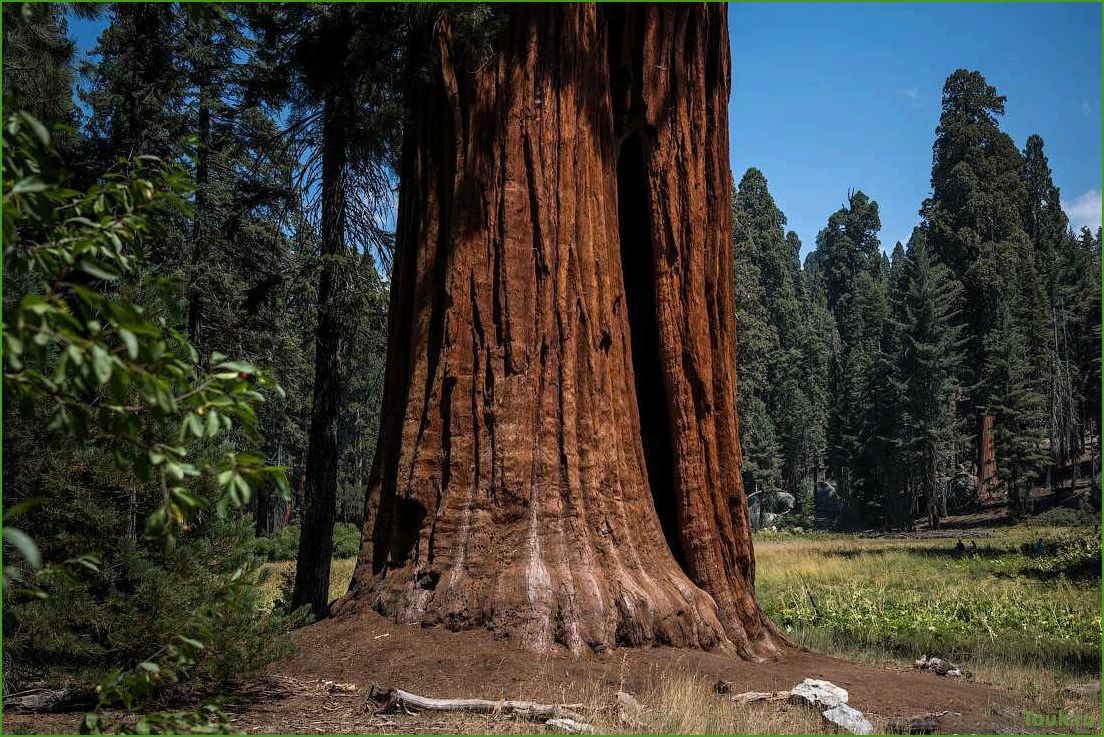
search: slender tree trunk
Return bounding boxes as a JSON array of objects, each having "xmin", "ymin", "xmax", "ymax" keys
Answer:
[
  {"xmin": 977, "ymin": 413, "xmax": 997, "ymax": 500},
  {"xmin": 186, "ymin": 26, "xmax": 212, "ymax": 347},
  {"xmin": 335, "ymin": 5, "xmax": 785, "ymax": 659},
  {"xmin": 292, "ymin": 88, "xmax": 348, "ymax": 620}
]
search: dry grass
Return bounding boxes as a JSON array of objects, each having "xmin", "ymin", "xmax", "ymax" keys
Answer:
[
  {"xmin": 623, "ymin": 672, "xmax": 841, "ymax": 735},
  {"xmin": 257, "ymin": 557, "xmax": 356, "ymax": 610}
]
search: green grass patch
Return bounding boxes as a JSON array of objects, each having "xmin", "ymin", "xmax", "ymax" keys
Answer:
[{"xmin": 755, "ymin": 525, "xmax": 1102, "ymax": 680}]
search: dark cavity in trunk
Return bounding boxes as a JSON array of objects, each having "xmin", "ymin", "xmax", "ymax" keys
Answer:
[{"xmin": 616, "ymin": 134, "xmax": 688, "ymax": 575}]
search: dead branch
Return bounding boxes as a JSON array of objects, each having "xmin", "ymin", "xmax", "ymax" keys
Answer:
[
  {"xmin": 367, "ymin": 684, "xmax": 586, "ymax": 721},
  {"xmin": 3, "ymin": 686, "xmax": 96, "ymax": 712},
  {"xmin": 729, "ymin": 690, "xmax": 792, "ymax": 705}
]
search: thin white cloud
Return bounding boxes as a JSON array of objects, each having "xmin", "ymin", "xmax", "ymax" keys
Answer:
[
  {"xmin": 902, "ymin": 88, "xmax": 923, "ymax": 109},
  {"xmin": 1082, "ymin": 99, "xmax": 1092, "ymax": 115},
  {"xmin": 1064, "ymin": 189, "xmax": 1102, "ymax": 232}
]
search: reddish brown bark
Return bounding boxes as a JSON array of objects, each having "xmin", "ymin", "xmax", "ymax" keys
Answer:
[
  {"xmin": 335, "ymin": 4, "xmax": 785, "ymax": 660},
  {"xmin": 977, "ymin": 414, "xmax": 998, "ymax": 500}
]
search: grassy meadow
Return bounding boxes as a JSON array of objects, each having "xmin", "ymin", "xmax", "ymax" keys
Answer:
[{"xmin": 755, "ymin": 522, "xmax": 1101, "ymax": 715}]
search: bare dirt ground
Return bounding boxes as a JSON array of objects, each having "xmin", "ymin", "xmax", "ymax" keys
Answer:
[
  {"xmin": 221, "ymin": 612, "xmax": 1040, "ymax": 733},
  {"xmin": 0, "ymin": 609, "xmax": 1067, "ymax": 734}
]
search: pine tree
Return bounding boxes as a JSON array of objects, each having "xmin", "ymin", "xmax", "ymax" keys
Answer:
[
  {"xmin": 82, "ymin": 4, "xmax": 189, "ymax": 170},
  {"xmin": 732, "ymin": 179, "xmax": 782, "ymax": 493},
  {"xmin": 248, "ymin": 3, "xmax": 407, "ymax": 619},
  {"xmin": 811, "ymin": 191, "xmax": 887, "ymax": 525},
  {"xmin": 731, "ymin": 169, "xmax": 826, "ymax": 517},
  {"xmin": 892, "ymin": 239, "xmax": 966, "ymax": 528},
  {"xmin": 1, "ymin": 3, "xmax": 77, "ymax": 144},
  {"xmin": 1020, "ymin": 135, "xmax": 1080, "ymax": 485},
  {"xmin": 982, "ymin": 307, "xmax": 1048, "ymax": 511}
]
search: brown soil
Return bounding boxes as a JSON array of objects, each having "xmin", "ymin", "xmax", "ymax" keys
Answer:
[
  {"xmin": 1, "ymin": 611, "xmax": 1032, "ymax": 734},
  {"xmin": 241, "ymin": 612, "xmax": 1026, "ymax": 734}
]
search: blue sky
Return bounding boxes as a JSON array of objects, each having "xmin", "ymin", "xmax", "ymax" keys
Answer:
[
  {"xmin": 730, "ymin": 2, "xmax": 1103, "ymax": 256},
  {"xmin": 69, "ymin": 4, "xmax": 1101, "ymax": 257}
]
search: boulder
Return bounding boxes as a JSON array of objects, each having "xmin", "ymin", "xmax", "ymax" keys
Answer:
[
  {"xmin": 790, "ymin": 678, "xmax": 849, "ymax": 709},
  {"xmin": 814, "ymin": 481, "xmax": 844, "ymax": 530},
  {"xmin": 823, "ymin": 704, "xmax": 874, "ymax": 735}
]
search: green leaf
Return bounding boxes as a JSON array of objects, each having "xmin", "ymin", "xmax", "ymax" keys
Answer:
[
  {"xmin": 178, "ymin": 637, "xmax": 206, "ymax": 651},
  {"xmin": 185, "ymin": 412, "xmax": 204, "ymax": 438},
  {"xmin": 215, "ymin": 360, "xmax": 255, "ymax": 375},
  {"xmin": 119, "ymin": 328, "xmax": 139, "ymax": 360},
  {"xmin": 205, "ymin": 409, "xmax": 220, "ymax": 437},
  {"xmin": 19, "ymin": 112, "xmax": 50, "ymax": 146},
  {"xmin": 79, "ymin": 260, "xmax": 120, "ymax": 282},
  {"xmin": 138, "ymin": 661, "xmax": 161, "ymax": 674},
  {"xmin": 11, "ymin": 176, "xmax": 48, "ymax": 194},
  {"xmin": 68, "ymin": 554, "xmax": 101, "ymax": 574},
  {"xmin": 91, "ymin": 345, "xmax": 112, "ymax": 384},
  {"xmin": 2, "ymin": 526, "xmax": 42, "ymax": 569},
  {"xmin": 2, "ymin": 497, "xmax": 44, "ymax": 520}
]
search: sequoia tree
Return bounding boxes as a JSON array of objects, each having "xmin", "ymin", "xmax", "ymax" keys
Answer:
[{"xmin": 336, "ymin": 4, "xmax": 786, "ymax": 659}]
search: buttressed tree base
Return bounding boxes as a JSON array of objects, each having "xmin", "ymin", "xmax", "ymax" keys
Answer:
[{"xmin": 335, "ymin": 3, "xmax": 787, "ymax": 660}]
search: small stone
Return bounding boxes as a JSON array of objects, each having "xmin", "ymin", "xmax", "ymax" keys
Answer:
[
  {"xmin": 545, "ymin": 718, "xmax": 595, "ymax": 734},
  {"xmin": 823, "ymin": 704, "xmax": 873, "ymax": 735},
  {"xmin": 614, "ymin": 690, "xmax": 645, "ymax": 728}
]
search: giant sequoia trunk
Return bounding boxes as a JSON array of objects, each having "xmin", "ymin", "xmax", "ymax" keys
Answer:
[{"xmin": 336, "ymin": 4, "xmax": 785, "ymax": 660}]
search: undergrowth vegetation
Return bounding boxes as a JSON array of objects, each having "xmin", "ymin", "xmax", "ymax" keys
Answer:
[{"xmin": 250, "ymin": 522, "xmax": 361, "ymax": 562}]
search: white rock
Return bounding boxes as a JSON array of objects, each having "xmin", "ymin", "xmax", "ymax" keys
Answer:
[
  {"xmin": 545, "ymin": 717, "xmax": 596, "ymax": 734},
  {"xmin": 822, "ymin": 704, "xmax": 873, "ymax": 735},
  {"xmin": 790, "ymin": 678, "xmax": 849, "ymax": 709}
]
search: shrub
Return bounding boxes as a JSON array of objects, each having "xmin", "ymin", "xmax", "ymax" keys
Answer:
[
  {"xmin": 251, "ymin": 522, "xmax": 361, "ymax": 561},
  {"xmin": 1021, "ymin": 506, "xmax": 1099, "ymax": 528},
  {"xmin": 1018, "ymin": 531, "xmax": 1102, "ymax": 581},
  {"xmin": 332, "ymin": 522, "xmax": 362, "ymax": 558},
  {"xmin": 251, "ymin": 524, "xmax": 301, "ymax": 562},
  {"xmin": 2, "ymin": 113, "xmax": 294, "ymax": 708},
  {"xmin": 5, "ymin": 514, "xmax": 297, "ymax": 692}
]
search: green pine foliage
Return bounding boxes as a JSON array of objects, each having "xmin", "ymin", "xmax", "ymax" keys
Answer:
[
  {"xmin": 732, "ymin": 69, "xmax": 1098, "ymax": 531},
  {"xmin": 732, "ymin": 169, "xmax": 827, "ymax": 520},
  {"xmin": 983, "ymin": 307, "xmax": 1050, "ymax": 510},
  {"xmin": 891, "ymin": 239, "xmax": 967, "ymax": 528}
]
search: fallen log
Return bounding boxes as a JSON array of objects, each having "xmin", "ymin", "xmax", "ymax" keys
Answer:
[
  {"xmin": 3, "ymin": 686, "xmax": 96, "ymax": 713},
  {"xmin": 367, "ymin": 684, "xmax": 586, "ymax": 721}
]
